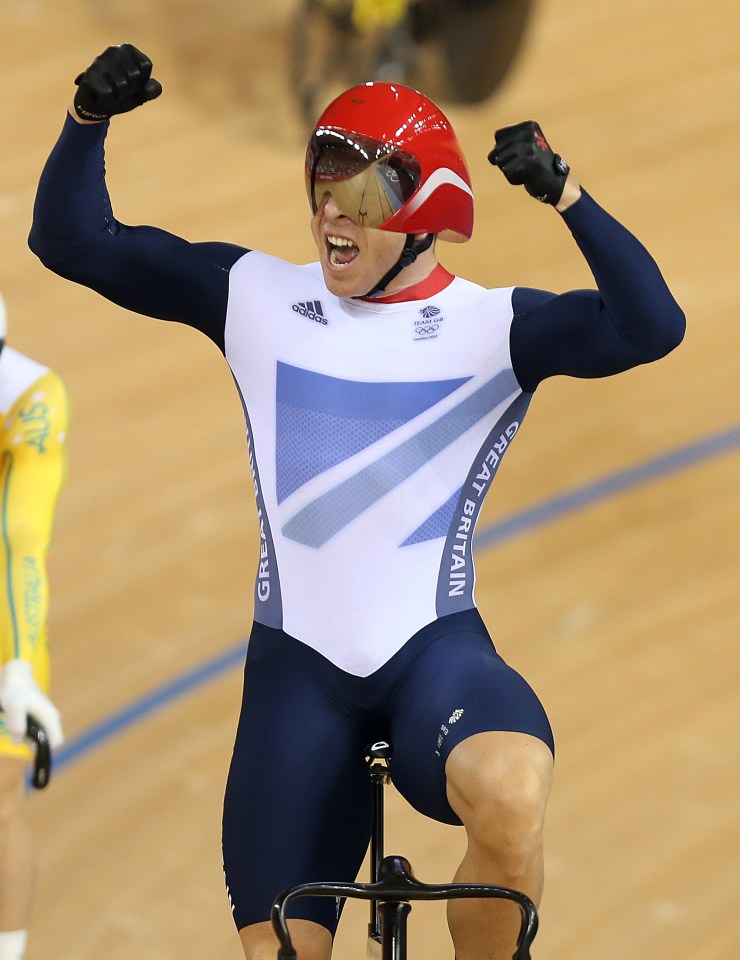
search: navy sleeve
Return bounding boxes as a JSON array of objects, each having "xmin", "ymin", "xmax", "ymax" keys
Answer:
[
  {"xmin": 29, "ymin": 115, "xmax": 248, "ymax": 353},
  {"xmin": 509, "ymin": 191, "xmax": 686, "ymax": 392}
]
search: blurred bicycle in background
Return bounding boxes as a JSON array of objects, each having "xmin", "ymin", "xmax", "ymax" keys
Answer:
[{"xmin": 289, "ymin": 0, "xmax": 536, "ymax": 128}]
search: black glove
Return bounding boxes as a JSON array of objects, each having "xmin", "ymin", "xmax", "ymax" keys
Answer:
[
  {"xmin": 73, "ymin": 44, "xmax": 162, "ymax": 122},
  {"xmin": 488, "ymin": 120, "xmax": 570, "ymax": 205}
]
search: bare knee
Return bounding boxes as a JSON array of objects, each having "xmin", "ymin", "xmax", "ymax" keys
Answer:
[
  {"xmin": 446, "ymin": 732, "xmax": 553, "ymax": 872},
  {"xmin": 240, "ymin": 918, "xmax": 332, "ymax": 960}
]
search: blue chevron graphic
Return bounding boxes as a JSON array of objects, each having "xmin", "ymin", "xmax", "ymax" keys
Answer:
[
  {"xmin": 401, "ymin": 488, "xmax": 463, "ymax": 546},
  {"xmin": 282, "ymin": 369, "xmax": 520, "ymax": 547},
  {"xmin": 275, "ymin": 362, "xmax": 470, "ymax": 503}
]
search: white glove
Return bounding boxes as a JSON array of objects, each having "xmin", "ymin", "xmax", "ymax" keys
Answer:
[{"xmin": 0, "ymin": 658, "xmax": 64, "ymax": 749}]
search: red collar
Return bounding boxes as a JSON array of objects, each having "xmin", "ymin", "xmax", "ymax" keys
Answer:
[{"xmin": 360, "ymin": 264, "xmax": 455, "ymax": 304}]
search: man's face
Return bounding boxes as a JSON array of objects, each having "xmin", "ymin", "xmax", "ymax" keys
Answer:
[{"xmin": 310, "ymin": 193, "xmax": 406, "ymax": 298}]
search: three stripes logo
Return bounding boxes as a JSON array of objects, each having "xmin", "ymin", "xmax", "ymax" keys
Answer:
[{"xmin": 292, "ymin": 300, "xmax": 327, "ymax": 325}]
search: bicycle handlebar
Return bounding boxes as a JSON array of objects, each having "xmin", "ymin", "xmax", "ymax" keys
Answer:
[
  {"xmin": 26, "ymin": 715, "xmax": 52, "ymax": 789},
  {"xmin": 271, "ymin": 855, "xmax": 538, "ymax": 960}
]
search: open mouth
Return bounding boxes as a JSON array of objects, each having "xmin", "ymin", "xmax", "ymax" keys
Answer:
[{"xmin": 327, "ymin": 234, "xmax": 359, "ymax": 268}]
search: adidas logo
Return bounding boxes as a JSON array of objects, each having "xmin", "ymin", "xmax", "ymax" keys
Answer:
[{"xmin": 292, "ymin": 300, "xmax": 327, "ymax": 325}]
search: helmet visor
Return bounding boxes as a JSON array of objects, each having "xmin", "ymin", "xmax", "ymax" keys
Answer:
[{"xmin": 306, "ymin": 128, "xmax": 421, "ymax": 228}]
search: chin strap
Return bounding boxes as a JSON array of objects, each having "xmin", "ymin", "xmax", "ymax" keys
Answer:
[{"xmin": 358, "ymin": 233, "xmax": 436, "ymax": 300}]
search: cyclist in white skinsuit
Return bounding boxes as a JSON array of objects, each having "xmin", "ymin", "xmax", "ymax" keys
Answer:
[
  {"xmin": 29, "ymin": 45, "xmax": 685, "ymax": 960},
  {"xmin": 229, "ymin": 250, "xmax": 530, "ymax": 675}
]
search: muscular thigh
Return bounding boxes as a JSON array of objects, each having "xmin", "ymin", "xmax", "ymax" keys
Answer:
[
  {"xmin": 388, "ymin": 610, "xmax": 553, "ymax": 824},
  {"xmin": 222, "ymin": 624, "xmax": 374, "ymax": 934}
]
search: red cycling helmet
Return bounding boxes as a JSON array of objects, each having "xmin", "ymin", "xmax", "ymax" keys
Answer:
[{"xmin": 305, "ymin": 81, "xmax": 474, "ymax": 242}]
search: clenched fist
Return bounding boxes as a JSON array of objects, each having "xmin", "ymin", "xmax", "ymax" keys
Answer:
[
  {"xmin": 73, "ymin": 43, "xmax": 162, "ymax": 122},
  {"xmin": 488, "ymin": 120, "xmax": 570, "ymax": 205}
]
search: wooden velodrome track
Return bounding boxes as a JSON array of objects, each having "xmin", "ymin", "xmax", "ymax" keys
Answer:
[{"xmin": 1, "ymin": 0, "xmax": 738, "ymax": 957}]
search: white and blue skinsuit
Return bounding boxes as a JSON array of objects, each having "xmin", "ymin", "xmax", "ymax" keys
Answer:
[{"xmin": 29, "ymin": 115, "xmax": 685, "ymax": 932}]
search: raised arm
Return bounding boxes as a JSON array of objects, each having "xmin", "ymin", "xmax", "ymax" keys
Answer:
[
  {"xmin": 28, "ymin": 44, "xmax": 247, "ymax": 350},
  {"xmin": 489, "ymin": 121, "xmax": 685, "ymax": 391}
]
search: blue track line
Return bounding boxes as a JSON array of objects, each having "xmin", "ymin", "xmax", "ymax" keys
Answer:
[
  {"xmin": 477, "ymin": 423, "xmax": 740, "ymax": 548},
  {"xmin": 41, "ymin": 424, "xmax": 740, "ymax": 782},
  {"xmin": 52, "ymin": 643, "xmax": 246, "ymax": 775}
]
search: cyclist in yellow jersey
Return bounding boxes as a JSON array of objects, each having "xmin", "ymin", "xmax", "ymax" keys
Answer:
[
  {"xmin": 0, "ymin": 291, "xmax": 68, "ymax": 960},
  {"xmin": 349, "ymin": 0, "xmax": 409, "ymax": 31}
]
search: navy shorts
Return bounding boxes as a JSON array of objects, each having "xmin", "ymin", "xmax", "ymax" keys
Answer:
[{"xmin": 222, "ymin": 608, "xmax": 553, "ymax": 933}]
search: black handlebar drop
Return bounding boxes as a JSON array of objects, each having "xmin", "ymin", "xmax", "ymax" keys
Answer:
[{"xmin": 26, "ymin": 715, "xmax": 52, "ymax": 789}]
